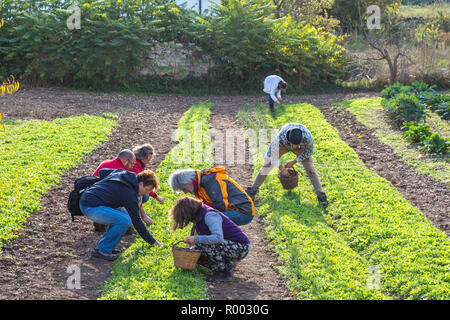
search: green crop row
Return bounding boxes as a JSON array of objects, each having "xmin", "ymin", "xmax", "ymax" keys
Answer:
[
  {"xmin": 0, "ymin": 114, "xmax": 118, "ymax": 249},
  {"xmin": 99, "ymin": 102, "xmax": 214, "ymax": 300},
  {"xmin": 245, "ymin": 103, "xmax": 449, "ymax": 299},
  {"xmin": 381, "ymin": 81, "xmax": 450, "ymax": 121},
  {"xmin": 381, "ymin": 82, "xmax": 449, "ymax": 154}
]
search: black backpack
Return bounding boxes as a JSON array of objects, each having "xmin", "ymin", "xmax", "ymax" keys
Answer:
[{"xmin": 67, "ymin": 175, "xmax": 101, "ymax": 221}]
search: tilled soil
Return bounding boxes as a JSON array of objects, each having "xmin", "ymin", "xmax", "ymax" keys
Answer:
[
  {"xmin": 0, "ymin": 88, "xmax": 448, "ymax": 300},
  {"xmin": 206, "ymin": 102, "xmax": 292, "ymax": 300}
]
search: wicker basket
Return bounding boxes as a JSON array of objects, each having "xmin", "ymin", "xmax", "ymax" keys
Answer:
[
  {"xmin": 171, "ymin": 240, "xmax": 202, "ymax": 270},
  {"xmin": 278, "ymin": 168, "xmax": 299, "ymax": 190}
]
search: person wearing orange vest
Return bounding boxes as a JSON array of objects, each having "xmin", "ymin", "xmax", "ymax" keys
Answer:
[{"xmin": 168, "ymin": 166, "xmax": 255, "ymax": 226}]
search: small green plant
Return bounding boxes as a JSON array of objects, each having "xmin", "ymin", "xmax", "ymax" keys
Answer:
[
  {"xmin": 382, "ymin": 82, "xmax": 449, "ymax": 121},
  {"xmin": 381, "ymin": 82, "xmax": 449, "ymax": 155},
  {"xmin": 427, "ymin": 94, "xmax": 450, "ymax": 120},
  {"xmin": 381, "ymin": 82, "xmax": 411, "ymax": 100},
  {"xmin": 421, "ymin": 133, "xmax": 450, "ymax": 154},
  {"xmin": 411, "ymin": 80, "xmax": 435, "ymax": 95},
  {"xmin": 383, "ymin": 92, "xmax": 429, "ymax": 125},
  {"xmin": 402, "ymin": 121, "xmax": 432, "ymax": 143},
  {"xmin": 401, "ymin": 121, "xmax": 449, "ymax": 154}
]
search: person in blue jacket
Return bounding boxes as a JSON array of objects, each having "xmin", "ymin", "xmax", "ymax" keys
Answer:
[{"xmin": 79, "ymin": 168, "xmax": 162, "ymax": 261}]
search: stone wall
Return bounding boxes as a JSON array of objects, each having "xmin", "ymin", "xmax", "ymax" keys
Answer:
[{"xmin": 139, "ymin": 42, "xmax": 213, "ymax": 80}]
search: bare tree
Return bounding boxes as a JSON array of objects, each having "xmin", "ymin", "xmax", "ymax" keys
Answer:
[{"xmin": 357, "ymin": 0, "xmax": 412, "ymax": 84}]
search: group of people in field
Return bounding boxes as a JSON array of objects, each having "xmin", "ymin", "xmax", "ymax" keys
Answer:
[{"xmin": 79, "ymin": 75, "xmax": 327, "ymax": 282}]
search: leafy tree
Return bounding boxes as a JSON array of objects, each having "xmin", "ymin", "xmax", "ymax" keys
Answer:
[
  {"xmin": 271, "ymin": 0, "xmax": 340, "ymax": 31},
  {"xmin": 356, "ymin": 0, "xmax": 412, "ymax": 84},
  {"xmin": 193, "ymin": 0, "xmax": 345, "ymax": 85},
  {"xmin": 194, "ymin": 0, "xmax": 274, "ymax": 82},
  {"xmin": 270, "ymin": 15, "xmax": 345, "ymax": 85}
]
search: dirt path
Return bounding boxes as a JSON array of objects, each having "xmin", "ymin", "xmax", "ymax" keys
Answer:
[{"xmin": 206, "ymin": 101, "xmax": 292, "ymax": 300}]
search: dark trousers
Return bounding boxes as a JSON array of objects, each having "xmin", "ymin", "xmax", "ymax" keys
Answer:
[{"xmin": 268, "ymin": 94, "xmax": 275, "ymax": 108}]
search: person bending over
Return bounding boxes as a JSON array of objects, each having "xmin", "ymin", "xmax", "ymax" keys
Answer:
[
  {"xmin": 168, "ymin": 166, "xmax": 255, "ymax": 226},
  {"xmin": 80, "ymin": 168, "xmax": 162, "ymax": 261},
  {"xmin": 169, "ymin": 196, "xmax": 250, "ymax": 282},
  {"xmin": 246, "ymin": 123, "xmax": 328, "ymax": 206}
]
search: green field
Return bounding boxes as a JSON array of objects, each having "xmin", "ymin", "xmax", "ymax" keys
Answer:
[
  {"xmin": 2, "ymin": 100, "xmax": 448, "ymax": 300},
  {"xmin": 101, "ymin": 101, "xmax": 450, "ymax": 300}
]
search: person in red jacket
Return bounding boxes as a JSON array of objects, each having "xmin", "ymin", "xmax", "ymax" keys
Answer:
[
  {"xmin": 129, "ymin": 144, "xmax": 164, "ymax": 206},
  {"xmin": 91, "ymin": 148, "xmax": 157, "ymax": 231},
  {"xmin": 93, "ymin": 149, "xmax": 136, "ymax": 177}
]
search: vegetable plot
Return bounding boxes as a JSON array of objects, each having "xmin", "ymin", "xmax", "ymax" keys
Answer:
[
  {"xmin": 246, "ymin": 103, "xmax": 450, "ymax": 299},
  {"xmin": 335, "ymin": 97, "xmax": 449, "ymax": 184},
  {"xmin": 100, "ymin": 102, "xmax": 213, "ymax": 300},
  {"xmin": 0, "ymin": 114, "xmax": 117, "ymax": 248}
]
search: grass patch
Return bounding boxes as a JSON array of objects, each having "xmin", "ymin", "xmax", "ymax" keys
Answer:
[
  {"xmin": 335, "ymin": 97, "xmax": 449, "ymax": 185},
  {"xmin": 0, "ymin": 114, "xmax": 118, "ymax": 248},
  {"xmin": 99, "ymin": 102, "xmax": 214, "ymax": 300},
  {"xmin": 399, "ymin": 4, "xmax": 450, "ymax": 21}
]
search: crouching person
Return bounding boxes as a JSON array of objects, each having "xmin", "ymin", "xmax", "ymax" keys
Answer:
[
  {"xmin": 79, "ymin": 168, "xmax": 162, "ymax": 261},
  {"xmin": 168, "ymin": 166, "xmax": 255, "ymax": 226},
  {"xmin": 169, "ymin": 196, "xmax": 250, "ymax": 282}
]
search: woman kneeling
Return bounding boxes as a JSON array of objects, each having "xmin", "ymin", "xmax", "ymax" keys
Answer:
[{"xmin": 169, "ymin": 197, "xmax": 250, "ymax": 282}]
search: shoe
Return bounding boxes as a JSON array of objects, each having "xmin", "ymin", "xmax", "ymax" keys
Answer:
[
  {"xmin": 317, "ymin": 191, "xmax": 328, "ymax": 206},
  {"xmin": 270, "ymin": 106, "xmax": 275, "ymax": 113},
  {"xmin": 91, "ymin": 248, "xmax": 117, "ymax": 261},
  {"xmin": 206, "ymin": 270, "xmax": 232, "ymax": 282}
]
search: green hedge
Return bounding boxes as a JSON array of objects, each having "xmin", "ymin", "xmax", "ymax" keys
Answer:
[
  {"xmin": 381, "ymin": 82, "xmax": 449, "ymax": 154},
  {"xmin": 0, "ymin": 0, "xmax": 194, "ymax": 87},
  {"xmin": 0, "ymin": 0, "xmax": 346, "ymax": 90}
]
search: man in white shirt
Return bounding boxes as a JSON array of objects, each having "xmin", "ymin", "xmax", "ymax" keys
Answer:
[{"xmin": 263, "ymin": 75, "xmax": 287, "ymax": 112}]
